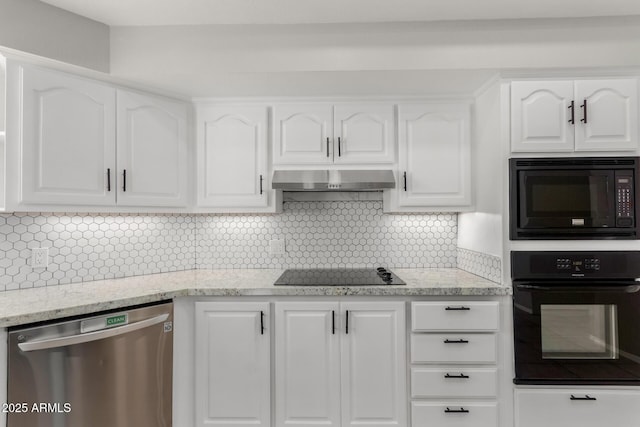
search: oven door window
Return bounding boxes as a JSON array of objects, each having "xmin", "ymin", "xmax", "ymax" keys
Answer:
[
  {"xmin": 540, "ymin": 304, "xmax": 618, "ymax": 359},
  {"xmin": 519, "ymin": 171, "xmax": 615, "ymax": 228}
]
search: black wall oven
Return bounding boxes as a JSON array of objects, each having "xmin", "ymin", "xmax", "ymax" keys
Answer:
[
  {"xmin": 509, "ymin": 157, "xmax": 639, "ymax": 240},
  {"xmin": 512, "ymin": 251, "xmax": 640, "ymax": 385}
]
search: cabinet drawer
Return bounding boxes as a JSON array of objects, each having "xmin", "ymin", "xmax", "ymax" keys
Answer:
[
  {"xmin": 515, "ymin": 389, "xmax": 640, "ymax": 427},
  {"xmin": 412, "ymin": 301, "xmax": 499, "ymax": 331},
  {"xmin": 411, "ymin": 401, "xmax": 497, "ymax": 427},
  {"xmin": 411, "ymin": 334, "xmax": 497, "ymax": 364},
  {"xmin": 411, "ymin": 367, "xmax": 497, "ymax": 398}
]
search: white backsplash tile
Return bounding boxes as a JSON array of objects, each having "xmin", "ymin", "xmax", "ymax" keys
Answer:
[
  {"xmin": 197, "ymin": 201, "xmax": 457, "ymax": 269},
  {"xmin": 457, "ymin": 247, "xmax": 502, "ymax": 283},
  {"xmin": 0, "ymin": 201, "xmax": 459, "ymax": 291},
  {"xmin": 0, "ymin": 213, "xmax": 195, "ymax": 291}
]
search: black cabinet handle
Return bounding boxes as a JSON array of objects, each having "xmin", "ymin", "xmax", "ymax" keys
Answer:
[
  {"xmin": 260, "ymin": 174, "xmax": 263, "ymax": 195},
  {"xmin": 444, "ymin": 373, "xmax": 470, "ymax": 379},
  {"xmin": 260, "ymin": 311, "xmax": 264, "ymax": 335},
  {"xmin": 338, "ymin": 137, "xmax": 341, "ymax": 157},
  {"xmin": 326, "ymin": 137, "xmax": 330, "ymax": 157},
  {"xmin": 345, "ymin": 310, "xmax": 349, "ymax": 334},
  {"xmin": 445, "ymin": 306, "xmax": 470, "ymax": 311},
  {"xmin": 444, "ymin": 407, "xmax": 469, "ymax": 414},
  {"xmin": 570, "ymin": 395, "xmax": 596, "ymax": 401},
  {"xmin": 568, "ymin": 100, "xmax": 575, "ymax": 124},
  {"xmin": 332, "ymin": 310, "xmax": 335, "ymax": 335},
  {"xmin": 403, "ymin": 171, "xmax": 407, "ymax": 191},
  {"xmin": 122, "ymin": 169, "xmax": 127, "ymax": 192},
  {"xmin": 444, "ymin": 338, "xmax": 469, "ymax": 344},
  {"xmin": 107, "ymin": 168, "xmax": 111, "ymax": 192},
  {"xmin": 580, "ymin": 99, "xmax": 588, "ymax": 123}
]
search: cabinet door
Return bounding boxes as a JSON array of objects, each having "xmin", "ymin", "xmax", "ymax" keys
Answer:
[
  {"xmin": 515, "ymin": 389, "xmax": 640, "ymax": 427},
  {"xmin": 341, "ymin": 302, "xmax": 406, "ymax": 427},
  {"xmin": 273, "ymin": 104, "xmax": 333, "ymax": 164},
  {"xmin": 574, "ymin": 79, "xmax": 638, "ymax": 151},
  {"xmin": 116, "ymin": 90, "xmax": 187, "ymax": 207},
  {"xmin": 275, "ymin": 302, "xmax": 341, "ymax": 427},
  {"xmin": 333, "ymin": 104, "xmax": 395, "ymax": 164},
  {"xmin": 511, "ymin": 81, "xmax": 574, "ymax": 152},
  {"xmin": 195, "ymin": 302, "xmax": 270, "ymax": 427},
  {"xmin": 397, "ymin": 103, "xmax": 471, "ymax": 208},
  {"xmin": 197, "ymin": 105, "xmax": 270, "ymax": 209},
  {"xmin": 20, "ymin": 65, "xmax": 116, "ymax": 205}
]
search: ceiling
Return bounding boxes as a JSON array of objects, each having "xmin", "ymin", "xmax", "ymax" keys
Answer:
[{"xmin": 41, "ymin": 0, "xmax": 640, "ymax": 26}]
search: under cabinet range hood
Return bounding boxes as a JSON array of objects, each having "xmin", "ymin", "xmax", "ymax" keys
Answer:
[{"xmin": 272, "ymin": 170, "xmax": 396, "ymax": 191}]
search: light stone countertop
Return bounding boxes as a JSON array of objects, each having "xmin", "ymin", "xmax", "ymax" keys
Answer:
[{"xmin": 0, "ymin": 268, "xmax": 508, "ymax": 327}]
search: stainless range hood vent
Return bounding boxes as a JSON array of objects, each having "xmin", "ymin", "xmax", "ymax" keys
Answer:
[{"xmin": 272, "ymin": 170, "xmax": 396, "ymax": 192}]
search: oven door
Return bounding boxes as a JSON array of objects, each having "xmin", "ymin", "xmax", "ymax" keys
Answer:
[
  {"xmin": 518, "ymin": 170, "xmax": 615, "ymax": 229},
  {"xmin": 513, "ymin": 282, "xmax": 640, "ymax": 385}
]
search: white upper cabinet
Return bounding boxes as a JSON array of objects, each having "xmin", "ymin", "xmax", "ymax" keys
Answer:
[
  {"xmin": 273, "ymin": 103, "xmax": 395, "ymax": 165},
  {"xmin": 12, "ymin": 63, "xmax": 189, "ymax": 210},
  {"xmin": 20, "ymin": 65, "xmax": 116, "ymax": 206},
  {"xmin": 116, "ymin": 89, "xmax": 188, "ymax": 207},
  {"xmin": 197, "ymin": 104, "xmax": 280, "ymax": 212},
  {"xmin": 384, "ymin": 103, "xmax": 472, "ymax": 212},
  {"xmin": 333, "ymin": 104, "xmax": 395, "ymax": 164},
  {"xmin": 511, "ymin": 81, "xmax": 574, "ymax": 152},
  {"xmin": 574, "ymin": 79, "xmax": 638, "ymax": 151},
  {"xmin": 511, "ymin": 79, "xmax": 638, "ymax": 152}
]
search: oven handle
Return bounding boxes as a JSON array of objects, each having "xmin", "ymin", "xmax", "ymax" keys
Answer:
[{"xmin": 515, "ymin": 283, "xmax": 640, "ymax": 293}]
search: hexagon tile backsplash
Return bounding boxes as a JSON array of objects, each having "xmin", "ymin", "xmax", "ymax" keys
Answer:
[{"xmin": 0, "ymin": 201, "xmax": 501, "ymax": 291}]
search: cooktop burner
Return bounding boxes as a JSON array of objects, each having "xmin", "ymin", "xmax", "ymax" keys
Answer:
[{"xmin": 274, "ymin": 268, "xmax": 406, "ymax": 286}]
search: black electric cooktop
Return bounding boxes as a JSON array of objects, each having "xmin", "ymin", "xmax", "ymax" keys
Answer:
[{"xmin": 274, "ymin": 268, "xmax": 406, "ymax": 286}]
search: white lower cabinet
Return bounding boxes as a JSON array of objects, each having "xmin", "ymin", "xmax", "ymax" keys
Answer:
[
  {"xmin": 410, "ymin": 300, "xmax": 500, "ymax": 427},
  {"xmin": 412, "ymin": 401, "xmax": 498, "ymax": 427},
  {"xmin": 194, "ymin": 302, "xmax": 271, "ymax": 427},
  {"xmin": 275, "ymin": 301, "xmax": 406, "ymax": 427},
  {"xmin": 515, "ymin": 389, "xmax": 640, "ymax": 427}
]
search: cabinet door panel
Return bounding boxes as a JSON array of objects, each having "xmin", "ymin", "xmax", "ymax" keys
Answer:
[
  {"xmin": 198, "ymin": 105, "xmax": 269, "ymax": 208},
  {"xmin": 195, "ymin": 302, "xmax": 270, "ymax": 427},
  {"xmin": 334, "ymin": 104, "xmax": 394, "ymax": 164},
  {"xmin": 273, "ymin": 104, "xmax": 333, "ymax": 164},
  {"xmin": 574, "ymin": 79, "xmax": 638, "ymax": 151},
  {"xmin": 275, "ymin": 302, "xmax": 341, "ymax": 427},
  {"xmin": 341, "ymin": 302, "xmax": 406, "ymax": 427},
  {"xmin": 20, "ymin": 65, "xmax": 116, "ymax": 205},
  {"xmin": 117, "ymin": 90, "xmax": 187, "ymax": 207},
  {"xmin": 511, "ymin": 81, "xmax": 574, "ymax": 152},
  {"xmin": 515, "ymin": 389, "xmax": 640, "ymax": 427},
  {"xmin": 398, "ymin": 104, "xmax": 471, "ymax": 207}
]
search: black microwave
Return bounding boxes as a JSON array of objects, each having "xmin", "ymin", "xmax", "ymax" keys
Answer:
[{"xmin": 509, "ymin": 157, "xmax": 639, "ymax": 240}]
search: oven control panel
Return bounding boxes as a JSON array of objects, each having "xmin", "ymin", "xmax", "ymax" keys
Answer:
[
  {"xmin": 555, "ymin": 257, "xmax": 600, "ymax": 271},
  {"xmin": 512, "ymin": 250, "xmax": 640, "ymax": 280}
]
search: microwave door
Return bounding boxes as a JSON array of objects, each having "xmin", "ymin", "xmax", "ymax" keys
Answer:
[{"xmin": 518, "ymin": 170, "xmax": 616, "ymax": 229}]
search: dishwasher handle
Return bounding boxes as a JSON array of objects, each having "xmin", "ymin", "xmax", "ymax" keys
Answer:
[{"xmin": 18, "ymin": 313, "xmax": 169, "ymax": 352}]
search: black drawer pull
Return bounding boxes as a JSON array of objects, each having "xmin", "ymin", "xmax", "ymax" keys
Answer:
[
  {"xmin": 445, "ymin": 306, "xmax": 470, "ymax": 311},
  {"xmin": 444, "ymin": 339, "xmax": 469, "ymax": 344},
  {"xmin": 570, "ymin": 395, "xmax": 596, "ymax": 401},
  {"xmin": 444, "ymin": 373, "xmax": 470, "ymax": 379},
  {"xmin": 444, "ymin": 407, "xmax": 469, "ymax": 414}
]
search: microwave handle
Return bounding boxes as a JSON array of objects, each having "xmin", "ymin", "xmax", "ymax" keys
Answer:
[{"xmin": 515, "ymin": 283, "xmax": 640, "ymax": 293}]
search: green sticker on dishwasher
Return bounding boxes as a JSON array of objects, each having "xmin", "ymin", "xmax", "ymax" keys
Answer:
[{"xmin": 106, "ymin": 314, "xmax": 127, "ymax": 326}]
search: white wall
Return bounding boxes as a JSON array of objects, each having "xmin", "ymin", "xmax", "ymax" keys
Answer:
[
  {"xmin": 110, "ymin": 17, "xmax": 640, "ymax": 96},
  {"xmin": 0, "ymin": 0, "xmax": 109, "ymax": 72},
  {"xmin": 457, "ymin": 81, "xmax": 503, "ymax": 257}
]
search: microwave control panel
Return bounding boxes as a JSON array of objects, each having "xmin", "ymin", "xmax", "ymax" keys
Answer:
[{"xmin": 615, "ymin": 172, "xmax": 634, "ymax": 226}]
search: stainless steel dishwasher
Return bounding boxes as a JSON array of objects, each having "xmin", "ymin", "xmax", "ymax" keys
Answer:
[{"xmin": 7, "ymin": 301, "xmax": 173, "ymax": 427}]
